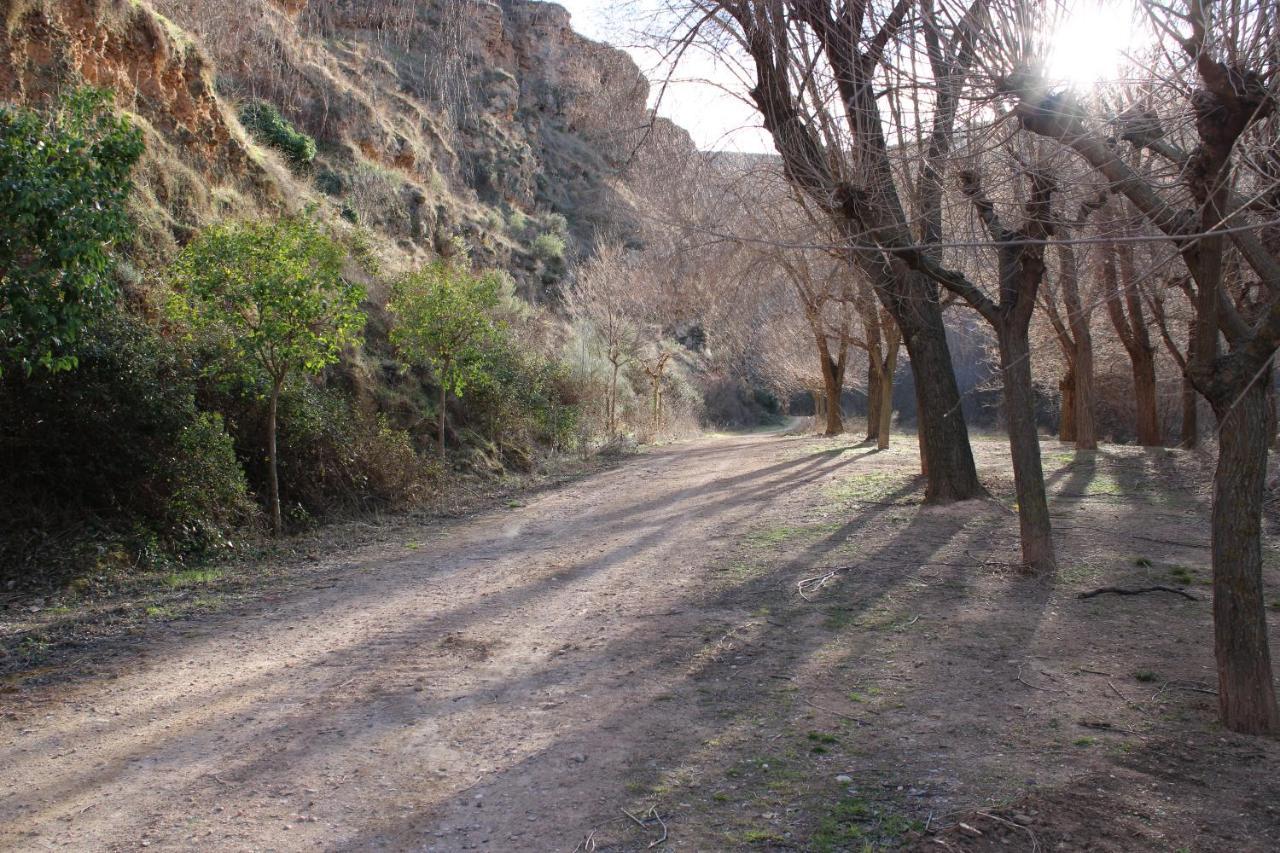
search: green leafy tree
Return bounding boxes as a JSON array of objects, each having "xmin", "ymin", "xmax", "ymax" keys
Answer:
[
  {"xmin": 169, "ymin": 217, "xmax": 365, "ymax": 534},
  {"xmin": 388, "ymin": 261, "xmax": 505, "ymax": 455},
  {"xmin": 0, "ymin": 87, "xmax": 144, "ymax": 375}
]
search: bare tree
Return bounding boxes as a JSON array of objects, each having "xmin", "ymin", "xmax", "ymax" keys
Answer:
[
  {"xmin": 1039, "ymin": 187, "xmax": 1107, "ymax": 448},
  {"xmin": 1101, "ymin": 205, "xmax": 1164, "ymax": 446},
  {"xmin": 1003, "ymin": 0, "xmax": 1280, "ymax": 732},
  {"xmin": 950, "ymin": 164, "xmax": 1058, "ymax": 570},
  {"xmin": 672, "ymin": 0, "xmax": 988, "ymax": 503},
  {"xmin": 566, "ymin": 245, "xmax": 643, "ymax": 438}
]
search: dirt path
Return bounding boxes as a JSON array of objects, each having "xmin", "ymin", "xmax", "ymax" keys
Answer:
[
  {"xmin": 2, "ymin": 430, "xmax": 1279, "ymax": 851},
  {"xmin": 0, "ymin": 431, "xmax": 840, "ymax": 851}
]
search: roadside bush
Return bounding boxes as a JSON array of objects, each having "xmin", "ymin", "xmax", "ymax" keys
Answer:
[
  {"xmin": 468, "ymin": 337, "xmax": 579, "ymax": 464},
  {"xmin": 239, "ymin": 100, "xmax": 316, "ymax": 170},
  {"xmin": 166, "ymin": 412, "xmax": 257, "ymax": 549},
  {"xmin": 212, "ymin": 380, "xmax": 432, "ymax": 520},
  {"xmin": 0, "ymin": 310, "xmax": 255, "ymax": 585}
]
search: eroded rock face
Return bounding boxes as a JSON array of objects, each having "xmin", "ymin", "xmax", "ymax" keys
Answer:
[
  {"xmin": 0, "ymin": 0, "xmax": 694, "ymax": 277},
  {"xmin": 0, "ymin": 0, "xmax": 281, "ymax": 259},
  {"xmin": 1, "ymin": 0, "xmax": 248, "ymax": 176}
]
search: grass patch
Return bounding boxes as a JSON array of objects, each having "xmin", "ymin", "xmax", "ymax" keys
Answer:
[
  {"xmin": 824, "ymin": 607, "xmax": 857, "ymax": 631},
  {"xmin": 826, "ymin": 470, "xmax": 914, "ymax": 505},
  {"xmin": 810, "ymin": 795, "xmax": 921, "ymax": 852},
  {"xmin": 744, "ymin": 525, "xmax": 807, "ymax": 547},
  {"xmin": 1133, "ymin": 670, "xmax": 1159, "ymax": 683},
  {"xmin": 735, "ymin": 828, "xmax": 785, "ymax": 844},
  {"xmin": 162, "ymin": 567, "xmax": 224, "ymax": 588},
  {"xmin": 720, "ymin": 559, "xmax": 765, "ymax": 579}
]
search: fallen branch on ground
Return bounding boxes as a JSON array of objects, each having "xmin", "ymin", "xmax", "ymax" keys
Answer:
[
  {"xmin": 796, "ymin": 566, "xmax": 852, "ymax": 600},
  {"xmin": 975, "ymin": 811, "xmax": 1040, "ymax": 853},
  {"xmin": 1152, "ymin": 680, "xmax": 1218, "ymax": 701},
  {"xmin": 1077, "ymin": 585, "xmax": 1198, "ymax": 601},
  {"xmin": 1016, "ymin": 665, "xmax": 1066, "ymax": 694},
  {"xmin": 620, "ymin": 806, "xmax": 668, "ymax": 849}
]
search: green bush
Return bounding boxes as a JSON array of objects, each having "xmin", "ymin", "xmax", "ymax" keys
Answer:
[
  {"xmin": 505, "ymin": 208, "xmax": 530, "ymax": 235},
  {"xmin": 388, "ymin": 260, "xmax": 505, "ymax": 453},
  {"xmin": 315, "ymin": 168, "xmax": 344, "ymax": 196},
  {"xmin": 468, "ymin": 336, "xmax": 579, "ymax": 463},
  {"xmin": 166, "ymin": 412, "xmax": 256, "ymax": 549},
  {"xmin": 239, "ymin": 100, "xmax": 316, "ymax": 170},
  {"xmin": 269, "ymin": 382, "xmax": 432, "ymax": 515},
  {"xmin": 0, "ymin": 87, "xmax": 144, "ymax": 375},
  {"xmin": 0, "ymin": 310, "xmax": 255, "ymax": 585},
  {"xmin": 531, "ymin": 232, "xmax": 566, "ymax": 263},
  {"xmin": 542, "ymin": 212, "xmax": 569, "ymax": 235},
  {"xmin": 168, "ymin": 215, "xmax": 366, "ymax": 533}
]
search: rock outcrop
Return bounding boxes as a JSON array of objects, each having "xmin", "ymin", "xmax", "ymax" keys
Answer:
[{"xmin": 0, "ymin": 0, "xmax": 696, "ymax": 287}]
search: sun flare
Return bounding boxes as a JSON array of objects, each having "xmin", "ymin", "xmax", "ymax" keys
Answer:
[{"xmin": 1044, "ymin": 1, "xmax": 1140, "ymax": 88}]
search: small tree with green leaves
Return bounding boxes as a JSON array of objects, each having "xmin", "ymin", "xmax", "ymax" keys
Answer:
[
  {"xmin": 0, "ymin": 87, "xmax": 144, "ymax": 375},
  {"xmin": 388, "ymin": 260, "xmax": 504, "ymax": 456},
  {"xmin": 169, "ymin": 217, "xmax": 365, "ymax": 534}
]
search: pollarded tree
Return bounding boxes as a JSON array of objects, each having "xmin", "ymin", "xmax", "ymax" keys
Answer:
[
  {"xmin": 389, "ymin": 260, "xmax": 505, "ymax": 455},
  {"xmin": 169, "ymin": 216, "xmax": 365, "ymax": 535},
  {"xmin": 1037, "ymin": 186, "xmax": 1108, "ymax": 449},
  {"xmin": 671, "ymin": 0, "xmax": 988, "ymax": 503},
  {"xmin": 0, "ymin": 87, "xmax": 144, "ymax": 375},
  {"xmin": 1003, "ymin": 0, "xmax": 1280, "ymax": 732}
]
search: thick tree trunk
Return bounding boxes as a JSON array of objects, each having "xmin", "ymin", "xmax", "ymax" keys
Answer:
[
  {"xmin": 1059, "ymin": 368, "xmax": 1077, "ymax": 443},
  {"xmin": 997, "ymin": 324, "xmax": 1055, "ymax": 572},
  {"xmin": 268, "ymin": 377, "xmax": 283, "ymax": 536},
  {"xmin": 1265, "ymin": 366, "xmax": 1277, "ymax": 449},
  {"xmin": 1074, "ymin": 343, "xmax": 1098, "ymax": 450},
  {"xmin": 889, "ymin": 275, "xmax": 982, "ymax": 502},
  {"xmin": 1181, "ymin": 376, "xmax": 1199, "ymax": 448},
  {"xmin": 819, "ymin": 355, "xmax": 845, "ymax": 436},
  {"xmin": 1131, "ymin": 345, "xmax": 1162, "ymax": 446},
  {"xmin": 1180, "ymin": 322, "xmax": 1199, "ymax": 448},
  {"xmin": 1209, "ymin": 379, "xmax": 1280, "ymax": 733},
  {"xmin": 810, "ymin": 321, "xmax": 847, "ymax": 437},
  {"xmin": 875, "ymin": 338, "xmax": 898, "ymax": 450},
  {"xmin": 866, "ymin": 363, "xmax": 882, "ymax": 443}
]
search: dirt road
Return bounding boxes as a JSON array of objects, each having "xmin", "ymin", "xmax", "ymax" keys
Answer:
[
  {"xmin": 3, "ymin": 430, "xmax": 1279, "ymax": 851},
  {"xmin": 1, "ymin": 431, "xmax": 849, "ymax": 851}
]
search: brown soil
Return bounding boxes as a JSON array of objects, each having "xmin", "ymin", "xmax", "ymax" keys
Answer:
[{"xmin": 2, "ymin": 429, "xmax": 1278, "ymax": 851}]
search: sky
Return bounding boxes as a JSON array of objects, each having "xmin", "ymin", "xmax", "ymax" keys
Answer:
[{"xmin": 553, "ymin": 1, "xmax": 772, "ymax": 152}]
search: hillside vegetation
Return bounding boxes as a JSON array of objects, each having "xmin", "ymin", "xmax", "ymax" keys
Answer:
[{"xmin": 0, "ymin": 0, "xmax": 753, "ymax": 589}]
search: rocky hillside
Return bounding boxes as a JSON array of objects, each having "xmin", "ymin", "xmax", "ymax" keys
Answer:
[{"xmin": 0, "ymin": 0, "xmax": 693, "ymax": 293}]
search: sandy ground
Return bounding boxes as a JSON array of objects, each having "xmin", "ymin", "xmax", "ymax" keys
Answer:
[{"xmin": 2, "ymin": 428, "xmax": 1279, "ymax": 852}]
